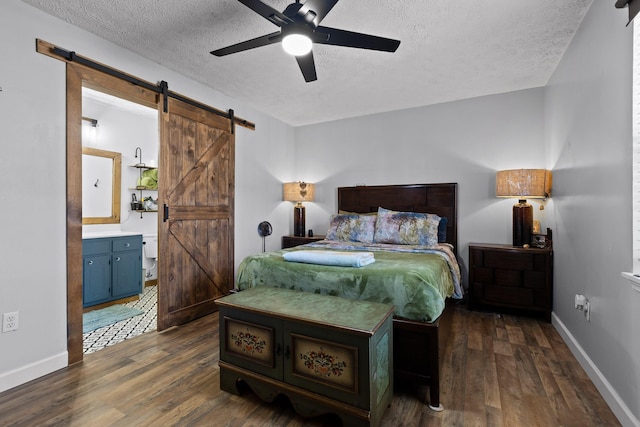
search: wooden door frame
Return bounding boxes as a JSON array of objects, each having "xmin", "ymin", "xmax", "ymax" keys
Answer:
[
  {"xmin": 38, "ymin": 38, "xmax": 253, "ymax": 364},
  {"xmin": 66, "ymin": 63, "xmax": 160, "ymax": 364}
]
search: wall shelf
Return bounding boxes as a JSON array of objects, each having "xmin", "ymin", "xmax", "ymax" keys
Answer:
[{"xmin": 129, "ymin": 165, "xmax": 158, "ymax": 218}]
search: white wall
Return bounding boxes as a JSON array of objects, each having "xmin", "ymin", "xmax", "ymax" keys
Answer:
[
  {"xmin": 295, "ymin": 88, "xmax": 549, "ymax": 274},
  {"xmin": 0, "ymin": 0, "xmax": 294, "ymax": 392},
  {"xmin": 546, "ymin": 1, "xmax": 639, "ymax": 425}
]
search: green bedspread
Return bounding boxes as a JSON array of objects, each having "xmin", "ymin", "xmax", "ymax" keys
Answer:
[{"xmin": 236, "ymin": 242, "xmax": 458, "ymax": 322}]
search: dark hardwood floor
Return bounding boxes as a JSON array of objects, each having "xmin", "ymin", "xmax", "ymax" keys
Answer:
[{"xmin": 0, "ymin": 303, "xmax": 620, "ymax": 426}]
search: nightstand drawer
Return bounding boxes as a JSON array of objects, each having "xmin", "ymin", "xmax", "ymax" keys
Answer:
[
  {"xmin": 484, "ymin": 285, "xmax": 533, "ymax": 306},
  {"xmin": 484, "ymin": 251, "xmax": 533, "ymax": 270},
  {"xmin": 473, "ymin": 267, "xmax": 493, "ymax": 282},
  {"xmin": 524, "ymin": 271, "xmax": 546, "ymax": 288},
  {"xmin": 494, "ymin": 268, "xmax": 522, "ymax": 287}
]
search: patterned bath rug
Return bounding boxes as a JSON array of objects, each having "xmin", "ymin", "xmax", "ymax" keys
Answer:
[{"xmin": 83, "ymin": 305, "xmax": 144, "ymax": 333}]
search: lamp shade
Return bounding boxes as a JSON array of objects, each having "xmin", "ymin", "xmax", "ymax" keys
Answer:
[
  {"xmin": 496, "ymin": 169, "xmax": 552, "ymax": 199},
  {"xmin": 283, "ymin": 182, "xmax": 315, "ymax": 203}
]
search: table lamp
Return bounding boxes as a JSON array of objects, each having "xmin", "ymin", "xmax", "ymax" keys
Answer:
[
  {"xmin": 496, "ymin": 169, "xmax": 552, "ymax": 246},
  {"xmin": 283, "ymin": 182, "xmax": 315, "ymax": 237}
]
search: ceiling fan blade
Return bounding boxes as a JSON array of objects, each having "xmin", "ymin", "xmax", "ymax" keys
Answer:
[
  {"xmin": 298, "ymin": 0, "xmax": 339, "ymax": 27},
  {"xmin": 237, "ymin": 0, "xmax": 293, "ymax": 26},
  {"xmin": 296, "ymin": 52, "xmax": 317, "ymax": 82},
  {"xmin": 211, "ymin": 31, "xmax": 281, "ymax": 56},
  {"xmin": 315, "ymin": 26, "xmax": 400, "ymax": 52}
]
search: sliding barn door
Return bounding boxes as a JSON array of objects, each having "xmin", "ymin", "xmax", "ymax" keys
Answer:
[{"xmin": 157, "ymin": 97, "xmax": 235, "ymax": 330}]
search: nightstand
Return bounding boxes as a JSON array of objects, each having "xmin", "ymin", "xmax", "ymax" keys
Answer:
[
  {"xmin": 282, "ymin": 235, "xmax": 325, "ymax": 249},
  {"xmin": 468, "ymin": 242, "xmax": 553, "ymax": 322}
]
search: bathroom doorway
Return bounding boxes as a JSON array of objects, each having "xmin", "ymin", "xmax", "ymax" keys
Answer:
[
  {"xmin": 81, "ymin": 87, "xmax": 159, "ymax": 354},
  {"xmin": 54, "ymin": 44, "xmax": 243, "ymax": 363}
]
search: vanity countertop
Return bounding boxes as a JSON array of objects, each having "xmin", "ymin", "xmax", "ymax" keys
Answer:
[{"xmin": 82, "ymin": 231, "xmax": 143, "ymax": 240}]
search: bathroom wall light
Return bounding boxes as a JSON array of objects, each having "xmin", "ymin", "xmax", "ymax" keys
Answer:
[
  {"xmin": 82, "ymin": 116, "xmax": 98, "ymax": 127},
  {"xmin": 81, "ymin": 116, "xmax": 98, "ymax": 144}
]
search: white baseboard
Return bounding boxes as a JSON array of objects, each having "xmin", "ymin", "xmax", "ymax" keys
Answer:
[
  {"xmin": 552, "ymin": 313, "xmax": 640, "ymax": 427},
  {"xmin": 0, "ymin": 352, "xmax": 68, "ymax": 394}
]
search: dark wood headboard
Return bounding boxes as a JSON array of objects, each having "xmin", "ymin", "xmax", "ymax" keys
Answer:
[{"xmin": 337, "ymin": 183, "xmax": 458, "ymax": 250}]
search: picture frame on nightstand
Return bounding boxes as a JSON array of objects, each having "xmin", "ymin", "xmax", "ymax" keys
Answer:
[
  {"xmin": 531, "ymin": 227, "xmax": 552, "ymax": 249},
  {"xmin": 531, "ymin": 233, "xmax": 547, "ymax": 248}
]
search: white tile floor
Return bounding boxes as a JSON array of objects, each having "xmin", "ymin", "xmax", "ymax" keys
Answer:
[{"xmin": 83, "ymin": 285, "xmax": 157, "ymax": 354}]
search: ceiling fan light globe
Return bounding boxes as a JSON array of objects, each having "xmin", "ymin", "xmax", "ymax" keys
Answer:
[{"xmin": 282, "ymin": 34, "xmax": 312, "ymax": 56}]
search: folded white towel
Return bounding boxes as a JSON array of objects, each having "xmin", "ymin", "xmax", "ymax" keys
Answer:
[{"xmin": 283, "ymin": 250, "xmax": 375, "ymax": 268}]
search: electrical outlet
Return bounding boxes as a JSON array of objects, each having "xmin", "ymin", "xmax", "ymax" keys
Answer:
[{"xmin": 2, "ymin": 311, "xmax": 19, "ymax": 332}]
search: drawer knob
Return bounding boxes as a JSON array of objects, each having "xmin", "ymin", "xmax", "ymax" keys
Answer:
[
  {"xmin": 115, "ymin": 256, "xmax": 121, "ymax": 262},
  {"xmin": 88, "ymin": 260, "xmax": 93, "ymax": 265}
]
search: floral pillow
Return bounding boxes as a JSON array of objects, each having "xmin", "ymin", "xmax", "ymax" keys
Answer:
[
  {"xmin": 373, "ymin": 207, "xmax": 440, "ymax": 246},
  {"xmin": 326, "ymin": 213, "xmax": 376, "ymax": 243}
]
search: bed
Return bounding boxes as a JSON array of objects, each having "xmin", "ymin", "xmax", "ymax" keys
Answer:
[{"xmin": 235, "ymin": 183, "xmax": 462, "ymax": 410}]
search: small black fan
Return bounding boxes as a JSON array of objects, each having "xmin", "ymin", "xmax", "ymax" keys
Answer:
[
  {"xmin": 257, "ymin": 221, "xmax": 273, "ymax": 252},
  {"xmin": 210, "ymin": 0, "xmax": 400, "ymax": 82}
]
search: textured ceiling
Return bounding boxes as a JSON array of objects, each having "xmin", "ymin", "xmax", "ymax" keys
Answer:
[{"xmin": 23, "ymin": 0, "xmax": 593, "ymax": 126}]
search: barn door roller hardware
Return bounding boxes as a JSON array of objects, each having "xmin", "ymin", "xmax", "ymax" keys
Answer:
[{"xmin": 48, "ymin": 43, "xmax": 253, "ymax": 130}]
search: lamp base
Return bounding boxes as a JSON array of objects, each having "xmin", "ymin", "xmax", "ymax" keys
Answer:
[
  {"xmin": 512, "ymin": 200, "xmax": 533, "ymax": 247},
  {"xmin": 293, "ymin": 203, "xmax": 306, "ymax": 237}
]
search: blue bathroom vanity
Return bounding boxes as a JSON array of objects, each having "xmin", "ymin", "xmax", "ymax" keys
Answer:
[{"xmin": 82, "ymin": 232, "xmax": 143, "ymax": 308}]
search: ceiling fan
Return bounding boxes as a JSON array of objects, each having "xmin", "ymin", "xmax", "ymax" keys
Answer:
[{"xmin": 210, "ymin": 0, "xmax": 401, "ymax": 82}]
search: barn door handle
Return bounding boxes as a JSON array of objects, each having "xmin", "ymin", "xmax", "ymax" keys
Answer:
[{"xmin": 163, "ymin": 204, "xmax": 169, "ymax": 222}]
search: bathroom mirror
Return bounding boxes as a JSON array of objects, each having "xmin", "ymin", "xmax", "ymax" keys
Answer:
[{"xmin": 82, "ymin": 147, "xmax": 121, "ymax": 224}]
